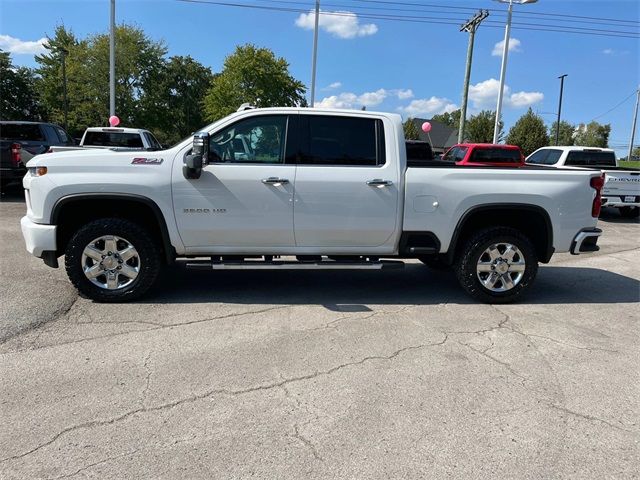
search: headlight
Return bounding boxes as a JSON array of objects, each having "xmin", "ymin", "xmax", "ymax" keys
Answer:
[{"xmin": 28, "ymin": 166, "xmax": 48, "ymax": 177}]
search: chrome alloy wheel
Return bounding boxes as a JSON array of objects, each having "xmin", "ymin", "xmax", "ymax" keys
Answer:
[
  {"xmin": 476, "ymin": 242, "xmax": 526, "ymax": 292},
  {"xmin": 81, "ymin": 235, "xmax": 141, "ymax": 290}
]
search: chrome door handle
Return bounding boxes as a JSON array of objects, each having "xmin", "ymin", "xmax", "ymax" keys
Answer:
[
  {"xmin": 261, "ymin": 177, "xmax": 289, "ymax": 185},
  {"xmin": 366, "ymin": 179, "xmax": 393, "ymax": 187}
]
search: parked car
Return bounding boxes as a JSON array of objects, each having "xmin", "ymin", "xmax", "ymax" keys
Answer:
[
  {"xmin": 526, "ymin": 146, "xmax": 640, "ymax": 218},
  {"xmin": 21, "ymin": 107, "xmax": 604, "ymax": 304},
  {"xmin": 442, "ymin": 143, "xmax": 525, "ymax": 167},
  {"xmin": 0, "ymin": 121, "xmax": 74, "ymax": 190},
  {"xmin": 49, "ymin": 127, "xmax": 162, "ymax": 153}
]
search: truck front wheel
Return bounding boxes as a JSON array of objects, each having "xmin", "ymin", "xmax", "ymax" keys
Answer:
[
  {"xmin": 454, "ymin": 227, "xmax": 538, "ymax": 304},
  {"xmin": 65, "ymin": 218, "xmax": 161, "ymax": 302}
]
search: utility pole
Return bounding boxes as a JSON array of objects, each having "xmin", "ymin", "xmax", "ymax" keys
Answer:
[
  {"xmin": 109, "ymin": 0, "xmax": 116, "ymax": 117},
  {"xmin": 555, "ymin": 74, "xmax": 568, "ymax": 145},
  {"xmin": 310, "ymin": 0, "xmax": 320, "ymax": 107},
  {"xmin": 627, "ymin": 87, "xmax": 640, "ymax": 162},
  {"xmin": 61, "ymin": 48, "xmax": 69, "ymax": 131},
  {"xmin": 458, "ymin": 9, "xmax": 489, "ymax": 143}
]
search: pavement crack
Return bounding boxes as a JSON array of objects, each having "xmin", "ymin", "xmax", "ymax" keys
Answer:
[
  {"xmin": 525, "ymin": 333, "xmax": 618, "ymax": 353},
  {"xmin": 458, "ymin": 340, "xmax": 528, "ymax": 381},
  {"xmin": 546, "ymin": 403, "xmax": 637, "ymax": 435},
  {"xmin": 48, "ymin": 449, "xmax": 139, "ymax": 479},
  {"xmin": 1, "ymin": 334, "xmax": 448, "ymax": 464},
  {"xmin": 140, "ymin": 351, "xmax": 153, "ymax": 408},
  {"xmin": 291, "ymin": 423, "xmax": 323, "ymax": 461}
]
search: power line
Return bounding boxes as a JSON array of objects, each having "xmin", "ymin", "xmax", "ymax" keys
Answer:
[
  {"xmin": 177, "ymin": 0, "xmax": 639, "ymax": 38},
  {"xmin": 592, "ymin": 90, "xmax": 638, "ymax": 121},
  {"xmin": 350, "ymin": 0, "xmax": 640, "ymax": 25}
]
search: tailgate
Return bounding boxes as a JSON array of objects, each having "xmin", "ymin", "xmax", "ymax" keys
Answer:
[{"xmin": 603, "ymin": 170, "xmax": 640, "ymax": 196}]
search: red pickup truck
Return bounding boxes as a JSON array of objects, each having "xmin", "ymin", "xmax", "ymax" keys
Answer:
[{"xmin": 442, "ymin": 143, "xmax": 525, "ymax": 167}]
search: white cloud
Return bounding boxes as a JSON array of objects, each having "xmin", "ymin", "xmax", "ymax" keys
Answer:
[
  {"xmin": 602, "ymin": 48, "xmax": 628, "ymax": 56},
  {"xmin": 0, "ymin": 34, "xmax": 48, "ymax": 54},
  {"xmin": 295, "ymin": 10, "xmax": 378, "ymax": 39},
  {"xmin": 317, "ymin": 89, "xmax": 387, "ymax": 108},
  {"xmin": 394, "ymin": 89, "xmax": 414, "ymax": 100},
  {"xmin": 324, "ymin": 81, "xmax": 342, "ymax": 90},
  {"xmin": 468, "ymin": 78, "xmax": 543, "ymax": 109},
  {"xmin": 603, "ymin": 48, "xmax": 614, "ymax": 55},
  {"xmin": 492, "ymin": 38, "xmax": 522, "ymax": 56},
  {"xmin": 400, "ymin": 97, "xmax": 458, "ymax": 117}
]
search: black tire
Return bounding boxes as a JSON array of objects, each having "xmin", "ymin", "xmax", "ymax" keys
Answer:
[
  {"xmin": 418, "ymin": 255, "xmax": 450, "ymax": 270},
  {"xmin": 619, "ymin": 206, "xmax": 640, "ymax": 218},
  {"xmin": 454, "ymin": 227, "xmax": 538, "ymax": 304},
  {"xmin": 65, "ymin": 218, "xmax": 161, "ymax": 302}
]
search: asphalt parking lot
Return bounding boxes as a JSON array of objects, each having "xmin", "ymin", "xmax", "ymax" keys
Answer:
[{"xmin": 1, "ymin": 185, "xmax": 639, "ymax": 479}]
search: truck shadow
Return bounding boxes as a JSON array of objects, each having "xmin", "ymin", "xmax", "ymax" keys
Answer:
[
  {"xmin": 599, "ymin": 207, "xmax": 639, "ymax": 224},
  {"xmin": 148, "ymin": 263, "xmax": 639, "ymax": 306}
]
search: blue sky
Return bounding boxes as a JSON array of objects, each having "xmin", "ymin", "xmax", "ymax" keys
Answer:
[{"xmin": 1, "ymin": 0, "xmax": 638, "ymax": 155}]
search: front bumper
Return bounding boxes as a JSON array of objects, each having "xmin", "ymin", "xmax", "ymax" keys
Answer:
[
  {"xmin": 20, "ymin": 216, "xmax": 56, "ymax": 258},
  {"xmin": 570, "ymin": 227, "xmax": 602, "ymax": 255}
]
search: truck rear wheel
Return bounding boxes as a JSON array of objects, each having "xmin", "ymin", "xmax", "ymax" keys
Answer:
[
  {"xmin": 65, "ymin": 218, "xmax": 161, "ymax": 302},
  {"xmin": 619, "ymin": 206, "xmax": 640, "ymax": 218},
  {"xmin": 454, "ymin": 227, "xmax": 538, "ymax": 304}
]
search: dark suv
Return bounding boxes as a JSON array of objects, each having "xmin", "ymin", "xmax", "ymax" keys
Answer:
[{"xmin": 1, "ymin": 121, "xmax": 75, "ymax": 191}]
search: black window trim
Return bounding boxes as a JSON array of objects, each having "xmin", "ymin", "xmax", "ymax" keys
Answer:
[{"xmin": 296, "ymin": 113, "xmax": 387, "ymax": 168}]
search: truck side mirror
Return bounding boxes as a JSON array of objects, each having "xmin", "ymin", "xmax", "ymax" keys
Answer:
[{"xmin": 182, "ymin": 131, "xmax": 210, "ymax": 179}]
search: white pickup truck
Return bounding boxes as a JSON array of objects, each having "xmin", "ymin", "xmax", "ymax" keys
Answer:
[
  {"xmin": 21, "ymin": 108, "xmax": 604, "ymax": 303},
  {"xmin": 49, "ymin": 127, "xmax": 163, "ymax": 153},
  {"xmin": 526, "ymin": 146, "xmax": 640, "ymax": 218}
]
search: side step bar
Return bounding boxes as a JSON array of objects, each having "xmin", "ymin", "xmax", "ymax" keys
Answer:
[{"xmin": 185, "ymin": 259, "xmax": 405, "ymax": 271}]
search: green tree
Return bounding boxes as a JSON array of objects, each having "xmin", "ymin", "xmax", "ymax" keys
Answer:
[
  {"xmin": 0, "ymin": 51, "xmax": 44, "ymax": 120},
  {"xmin": 35, "ymin": 25, "xmax": 167, "ymax": 137},
  {"xmin": 139, "ymin": 55, "xmax": 214, "ymax": 145},
  {"xmin": 466, "ymin": 110, "xmax": 503, "ymax": 143},
  {"xmin": 506, "ymin": 108, "xmax": 549, "ymax": 156},
  {"xmin": 549, "ymin": 120, "xmax": 575, "ymax": 146},
  {"xmin": 573, "ymin": 121, "xmax": 611, "ymax": 148},
  {"xmin": 431, "ymin": 109, "xmax": 461, "ymax": 129},
  {"xmin": 403, "ymin": 117, "xmax": 419, "ymax": 140},
  {"xmin": 204, "ymin": 44, "xmax": 306, "ymax": 122}
]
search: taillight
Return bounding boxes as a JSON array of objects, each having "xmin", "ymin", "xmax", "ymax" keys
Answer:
[
  {"xmin": 590, "ymin": 174, "xmax": 605, "ymax": 218},
  {"xmin": 10, "ymin": 143, "xmax": 22, "ymax": 166}
]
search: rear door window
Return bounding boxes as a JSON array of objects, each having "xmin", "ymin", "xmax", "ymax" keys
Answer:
[
  {"xmin": 1, "ymin": 123, "xmax": 45, "ymax": 141},
  {"xmin": 527, "ymin": 149, "xmax": 562, "ymax": 165},
  {"xmin": 55, "ymin": 127, "xmax": 73, "ymax": 145},
  {"xmin": 565, "ymin": 150, "xmax": 616, "ymax": 167},
  {"xmin": 299, "ymin": 115, "xmax": 384, "ymax": 166},
  {"xmin": 143, "ymin": 132, "xmax": 162, "ymax": 150}
]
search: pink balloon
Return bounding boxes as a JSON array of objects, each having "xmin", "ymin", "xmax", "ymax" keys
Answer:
[
  {"xmin": 109, "ymin": 115, "xmax": 120, "ymax": 127},
  {"xmin": 421, "ymin": 121, "xmax": 432, "ymax": 133}
]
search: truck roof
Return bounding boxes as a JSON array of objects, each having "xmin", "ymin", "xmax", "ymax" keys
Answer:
[
  {"xmin": 84, "ymin": 127, "xmax": 150, "ymax": 134},
  {"xmin": 534, "ymin": 146, "xmax": 615, "ymax": 153}
]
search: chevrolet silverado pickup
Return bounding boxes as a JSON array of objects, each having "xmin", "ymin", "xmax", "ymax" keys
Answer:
[
  {"xmin": 48, "ymin": 127, "xmax": 163, "ymax": 153},
  {"xmin": 527, "ymin": 146, "xmax": 640, "ymax": 218},
  {"xmin": 21, "ymin": 108, "xmax": 604, "ymax": 303}
]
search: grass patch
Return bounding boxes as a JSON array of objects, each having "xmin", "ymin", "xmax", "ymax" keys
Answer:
[{"xmin": 619, "ymin": 161, "xmax": 640, "ymax": 169}]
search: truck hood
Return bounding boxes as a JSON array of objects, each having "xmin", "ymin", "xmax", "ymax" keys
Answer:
[{"xmin": 26, "ymin": 147, "xmax": 175, "ymax": 167}]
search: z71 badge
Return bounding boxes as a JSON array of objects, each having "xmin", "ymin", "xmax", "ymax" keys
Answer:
[{"xmin": 131, "ymin": 157, "xmax": 163, "ymax": 165}]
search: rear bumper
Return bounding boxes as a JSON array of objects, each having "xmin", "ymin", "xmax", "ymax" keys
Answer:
[
  {"xmin": 20, "ymin": 216, "xmax": 56, "ymax": 258},
  {"xmin": 602, "ymin": 196, "xmax": 640, "ymax": 208},
  {"xmin": 570, "ymin": 227, "xmax": 602, "ymax": 255},
  {"xmin": 0, "ymin": 166, "xmax": 27, "ymax": 182}
]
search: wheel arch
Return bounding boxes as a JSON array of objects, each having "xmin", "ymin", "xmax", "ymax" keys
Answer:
[
  {"xmin": 52, "ymin": 193, "xmax": 175, "ymax": 264},
  {"xmin": 447, "ymin": 203, "xmax": 554, "ymax": 264}
]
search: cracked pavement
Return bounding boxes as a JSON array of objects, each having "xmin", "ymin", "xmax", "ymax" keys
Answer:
[{"xmin": 1, "ymin": 190, "xmax": 639, "ymax": 479}]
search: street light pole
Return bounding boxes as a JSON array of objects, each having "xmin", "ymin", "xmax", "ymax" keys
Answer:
[
  {"xmin": 627, "ymin": 87, "xmax": 639, "ymax": 162},
  {"xmin": 555, "ymin": 74, "xmax": 567, "ymax": 145},
  {"xmin": 310, "ymin": 0, "xmax": 320, "ymax": 107},
  {"xmin": 459, "ymin": 10, "xmax": 489, "ymax": 143},
  {"xmin": 492, "ymin": 0, "xmax": 538, "ymax": 144},
  {"xmin": 109, "ymin": 0, "xmax": 116, "ymax": 117},
  {"xmin": 61, "ymin": 49, "xmax": 68, "ymax": 131}
]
